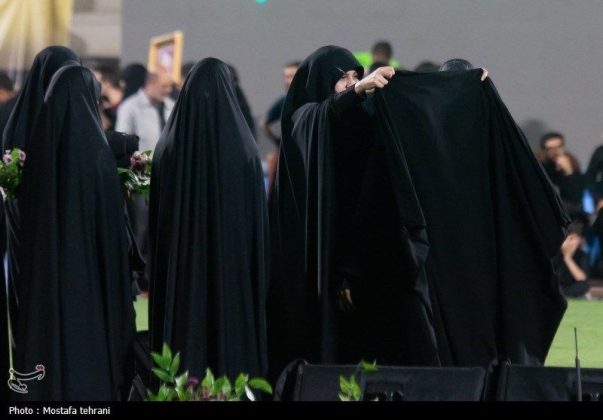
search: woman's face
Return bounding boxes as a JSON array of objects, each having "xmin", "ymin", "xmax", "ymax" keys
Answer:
[{"xmin": 334, "ymin": 69, "xmax": 360, "ymax": 93}]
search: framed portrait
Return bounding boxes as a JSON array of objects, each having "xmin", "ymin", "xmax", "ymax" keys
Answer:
[{"xmin": 147, "ymin": 30, "xmax": 184, "ymax": 84}]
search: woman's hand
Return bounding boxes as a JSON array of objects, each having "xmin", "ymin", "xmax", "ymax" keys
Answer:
[
  {"xmin": 481, "ymin": 68, "xmax": 489, "ymax": 82},
  {"xmin": 355, "ymin": 66, "xmax": 395, "ymax": 96}
]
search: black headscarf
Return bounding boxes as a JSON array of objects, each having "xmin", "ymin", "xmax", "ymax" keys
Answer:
[
  {"xmin": 120, "ymin": 63, "xmax": 147, "ymax": 101},
  {"xmin": 149, "ymin": 58, "xmax": 268, "ymax": 381},
  {"xmin": 13, "ymin": 64, "xmax": 135, "ymax": 400},
  {"xmin": 2, "ymin": 46, "xmax": 79, "ymax": 151},
  {"xmin": 439, "ymin": 58, "xmax": 475, "ymax": 72}
]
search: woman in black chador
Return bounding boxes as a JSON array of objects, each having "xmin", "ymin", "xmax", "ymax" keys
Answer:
[
  {"xmin": 13, "ymin": 62, "xmax": 135, "ymax": 400},
  {"xmin": 2, "ymin": 46, "xmax": 80, "ymax": 333},
  {"xmin": 149, "ymin": 58, "xmax": 269, "ymax": 380},
  {"xmin": 268, "ymin": 46, "xmax": 440, "ymax": 379}
]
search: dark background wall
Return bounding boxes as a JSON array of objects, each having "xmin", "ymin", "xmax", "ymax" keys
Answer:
[{"xmin": 122, "ymin": 0, "xmax": 603, "ymax": 163}]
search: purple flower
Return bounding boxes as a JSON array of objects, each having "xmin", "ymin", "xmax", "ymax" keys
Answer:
[
  {"xmin": 3, "ymin": 151, "xmax": 12, "ymax": 165},
  {"xmin": 186, "ymin": 377, "xmax": 199, "ymax": 388},
  {"xmin": 130, "ymin": 152, "xmax": 149, "ymax": 173},
  {"xmin": 17, "ymin": 150, "xmax": 26, "ymax": 167}
]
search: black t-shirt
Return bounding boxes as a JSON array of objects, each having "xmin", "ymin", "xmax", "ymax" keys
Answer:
[{"xmin": 266, "ymin": 95, "xmax": 286, "ymax": 124}]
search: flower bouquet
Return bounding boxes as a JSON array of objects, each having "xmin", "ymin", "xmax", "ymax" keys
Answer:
[
  {"xmin": 0, "ymin": 148, "xmax": 26, "ymax": 200},
  {"xmin": 118, "ymin": 150, "xmax": 152, "ymax": 198}
]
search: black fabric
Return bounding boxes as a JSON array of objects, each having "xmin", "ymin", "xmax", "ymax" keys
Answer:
[
  {"xmin": 227, "ymin": 65, "xmax": 256, "ymax": 139},
  {"xmin": 558, "ymin": 250, "xmax": 590, "ymax": 298},
  {"xmin": 1, "ymin": 49, "xmax": 81, "ymax": 391},
  {"xmin": 0, "ymin": 96, "xmax": 17, "ymax": 136},
  {"xmin": 586, "ymin": 145, "xmax": 603, "ymax": 193},
  {"xmin": 120, "ymin": 64, "xmax": 147, "ymax": 101},
  {"xmin": 105, "ymin": 130, "xmax": 140, "ymax": 169},
  {"xmin": 0, "ymin": 96, "xmax": 16, "ymax": 402},
  {"xmin": 280, "ymin": 363, "xmax": 486, "ymax": 401},
  {"xmin": 496, "ymin": 364, "xmax": 603, "ymax": 401},
  {"xmin": 266, "ymin": 95, "xmax": 286, "ymax": 125},
  {"xmin": 377, "ymin": 70, "xmax": 569, "ymax": 367},
  {"xmin": 12, "ymin": 65, "xmax": 135, "ymax": 400},
  {"xmin": 149, "ymin": 58, "xmax": 268, "ymax": 381},
  {"xmin": 268, "ymin": 46, "xmax": 437, "ymax": 381},
  {"xmin": 269, "ymin": 46, "xmax": 568, "ymax": 379},
  {"xmin": 542, "ymin": 160, "xmax": 585, "ymax": 211}
]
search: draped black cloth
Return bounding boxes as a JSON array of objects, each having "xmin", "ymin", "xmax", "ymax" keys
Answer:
[
  {"xmin": 13, "ymin": 65, "xmax": 135, "ymax": 400},
  {"xmin": 268, "ymin": 46, "xmax": 439, "ymax": 380},
  {"xmin": 377, "ymin": 70, "xmax": 569, "ymax": 366},
  {"xmin": 1, "ymin": 47, "xmax": 80, "ymax": 335},
  {"xmin": 1, "ymin": 48, "xmax": 81, "ymax": 400},
  {"xmin": 149, "ymin": 58, "xmax": 268, "ymax": 381},
  {"xmin": 269, "ymin": 45, "xmax": 568, "ymax": 379}
]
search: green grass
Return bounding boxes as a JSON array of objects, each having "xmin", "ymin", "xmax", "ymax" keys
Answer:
[
  {"xmin": 133, "ymin": 296, "xmax": 603, "ymax": 367},
  {"xmin": 134, "ymin": 297, "xmax": 148, "ymax": 333},
  {"xmin": 546, "ymin": 299, "xmax": 603, "ymax": 368}
]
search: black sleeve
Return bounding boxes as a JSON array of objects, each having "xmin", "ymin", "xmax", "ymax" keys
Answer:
[
  {"xmin": 586, "ymin": 146, "xmax": 603, "ymax": 186},
  {"xmin": 326, "ymin": 85, "xmax": 365, "ymax": 121},
  {"xmin": 558, "ymin": 171, "xmax": 586, "ymax": 207},
  {"xmin": 266, "ymin": 96, "xmax": 285, "ymax": 124}
]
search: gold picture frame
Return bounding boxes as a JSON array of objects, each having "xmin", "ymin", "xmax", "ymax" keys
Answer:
[{"xmin": 147, "ymin": 30, "xmax": 184, "ymax": 84}]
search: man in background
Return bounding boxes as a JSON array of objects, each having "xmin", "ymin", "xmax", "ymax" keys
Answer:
[
  {"xmin": 261, "ymin": 61, "xmax": 300, "ymax": 146},
  {"xmin": 539, "ymin": 132, "xmax": 585, "ymax": 214}
]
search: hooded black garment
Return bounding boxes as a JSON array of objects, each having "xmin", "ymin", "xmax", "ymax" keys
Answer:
[
  {"xmin": 12, "ymin": 65, "xmax": 135, "ymax": 400},
  {"xmin": 375, "ymin": 70, "xmax": 569, "ymax": 367},
  {"xmin": 268, "ymin": 46, "xmax": 439, "ymax": 380},
  {"xmin": 149, "ymin": 58, "xmax": 268, "ymax": 381},
  {"xmin": 120, "ymin": 63, "xmax": 147, "ymax": 101},
  {"xmin": 1, "ymin": 47, "xmax": 80, "ymax": 397}
]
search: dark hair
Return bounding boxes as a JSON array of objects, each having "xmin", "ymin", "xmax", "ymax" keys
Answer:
[
  {"xmin": 181, "ymin": 61, "xmax": 195, "ymax": 79},
  {"xmin": 93, "ymin": 65, "xmax": 120, "ymax": 88},
  {"xmin": 0, "ymin": 71, "xmax": 15, "ymax": 92},
  {"xmin": 371, "ymin": 41, "xmax": 393, "ymax": 59},
  {"xmin": 540, "ymin": 132, "xmax": 565, "ymax": 149},
  {"xmin": 285, "ymin": 61, "xmax": 301, "ymax": 69},
  {"xmin": 440, "ymin": 58, "xmax": 474, "ymax": 72},
  {"xmin": 413, "ymin": 61, "xmax": 440, "ymax": 73}
]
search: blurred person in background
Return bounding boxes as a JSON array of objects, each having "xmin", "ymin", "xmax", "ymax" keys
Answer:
[
  {"xmin": 262, "ymin": 61, "xmax": 300, "ymax": 146},
  {"xmin": 0, "ymin": 71, "xmax": 17, "ymax": 135},
  {"xmin": 539, "ymin": 132, "xmax": 585, "ymax": 214},
  {"xmin": 119, "ymin": 63, "xmax": 147, "ymax": 102},
  {"xmin": 93, "ymin": 65, "xmax": 123, "ymax": 130}
]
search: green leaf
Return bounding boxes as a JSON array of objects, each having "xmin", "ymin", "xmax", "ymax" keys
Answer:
[
  {"xmin": 248, "ymin": 378, "xmax": 273, "ymax": 395},
  {"xmin": 146, "ymin": 390, "xmax": 156, "ymax": 401},
  {"xmin": 162, "ymin": 343, "xmax": 173, "ymax": 361},
  {"xmin": 221, "ymin": 376, "xmax": 232, "ymax": 396},
  {"xmin": 176, "ymin": 388, "xmax": 189, "ymax": 401},
  {"xmin": 339, "ymin": 376, "xmax": 351, "ymax": 393},
  {"xmin": 234, "ymin": 374, "xmax": 248, "ymax": 398},
  {"xmin": 169, "ymin": 352, "xmax": 181, "ymax": 377},
  {"xmin": 157, "ymin": 384, "xmax": 170, "ymax": 401},
  {"xmin": 360, "ymin": 360, "xmax": 378, "ymax": 372},
  {"xmin": 175, "ymin": 371, "xmax": 188, "ymax": 388},
  {"xmin": 150, "ymin": 352, "xmax": 171, "ymax": 371},
  {"xmin": 167, "ymin": 388, "xmax": 178, "ymax": 401},
  {"xmin": 152, "ymin": 368, "xmax": 174, "ymax": 384},
  {"xmin": 339, "ymin": 393, "xmax": 351, "ymax": 402},
  {"xmin": 201, "ymin": 368, "xmax": 215, "ymax": 389},
  {"xmin": 212, "ymin": 377, "xmax": 226, "ymax": 396},
  {"xmin": 244, "ymin": 384, "xmax": 256, "ymax": 401}
]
